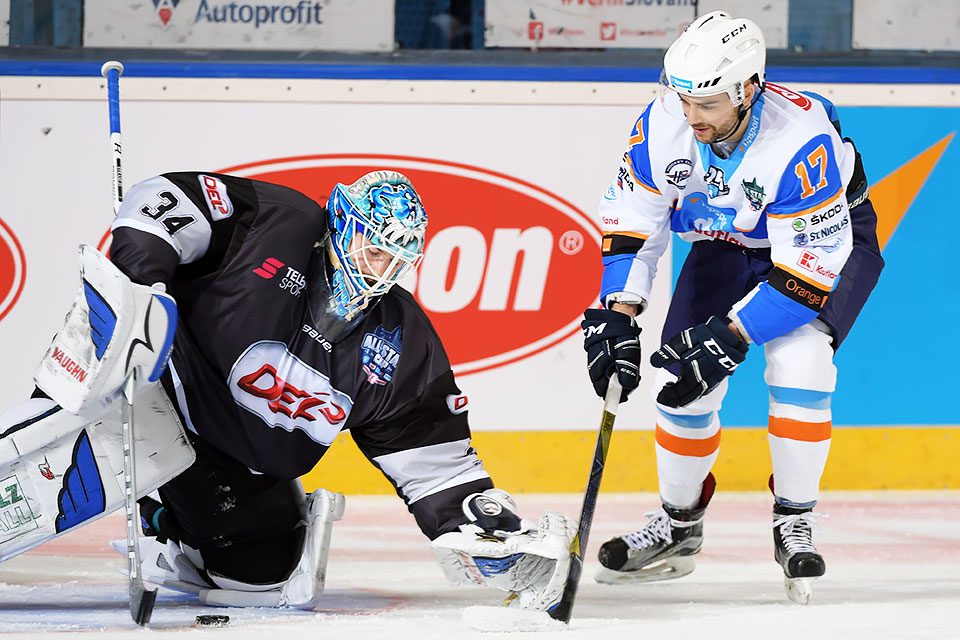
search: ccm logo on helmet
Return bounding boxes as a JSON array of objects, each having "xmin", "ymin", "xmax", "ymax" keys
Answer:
[{"xmin": 721, "ymin": 24, "xmax": 748, "ymax": 43}]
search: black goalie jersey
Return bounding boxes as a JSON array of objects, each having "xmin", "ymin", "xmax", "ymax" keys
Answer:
[{"xmin": 109, "ymin": 172, "xmax": 492, "ymax": 536}]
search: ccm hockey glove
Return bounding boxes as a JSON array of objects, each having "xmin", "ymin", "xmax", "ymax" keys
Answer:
[
  {"xmin": 651, "ymin": 316, "xmax": 749, "ymax": 408},
  {"xmin": 581, "ymin": 308, "xmax": 641, "ymax": 403}
]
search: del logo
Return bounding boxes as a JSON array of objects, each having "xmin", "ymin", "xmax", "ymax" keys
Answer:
[
  {"xmin": 0, "ymin": 219, "xmax": 26, "ymax": 324},
  {"xmin": 361, "ymin": 325, "xmax": 402, "ymax": 385},
  {"xmin": 218, "ymin": 155, "xmax": 602, "ymax": 376},
  {"xmin": 229, "ymin": 340, "xmax": 354, "ymax": 446},
  {"xmin": 198, "ymin": 174, "xmax": 233, "ymax": 220},
  {"xmin": 767, "ymin": 83, "xmax": 812, "ymax": 111},
  {"xmin": 152, "ymin": 0, "xmax": 180, "ymax": 26}
]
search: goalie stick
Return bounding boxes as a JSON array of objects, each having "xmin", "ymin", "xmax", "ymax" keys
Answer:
[
  {"xmin": 101, "ymin": 59, "xmax": 157, "ymax": 627},
  {"xmin": 463, "ymin": 375, "xmax": 622, "ymax": 632}
]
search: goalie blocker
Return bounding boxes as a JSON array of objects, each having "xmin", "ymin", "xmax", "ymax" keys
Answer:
[{"xmin": 34, "ymin": 245, "xmax": 178, "ymax": 419}]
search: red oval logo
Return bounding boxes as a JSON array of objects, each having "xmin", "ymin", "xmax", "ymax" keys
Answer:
[
  {"xmin": 0, "ymin": 218, "xmax": 27, "ymax": 323},
  {"xmin": 220, "ymin": 154, "xmax": 601, "ymax": 375}
]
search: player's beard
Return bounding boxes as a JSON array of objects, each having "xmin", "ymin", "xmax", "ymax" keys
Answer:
[
  {"xmin": 690, "ymin": 109, "xmax": 745, "ymax": 144},
  {"xmin": 691, "ymin": 121, "xmax": 729, "ymax": 143}
]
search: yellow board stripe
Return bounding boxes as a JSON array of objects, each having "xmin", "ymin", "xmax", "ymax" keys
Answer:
[{"xmin": 301, "ymin": 427, "xmax": 960, "ymax": 494}]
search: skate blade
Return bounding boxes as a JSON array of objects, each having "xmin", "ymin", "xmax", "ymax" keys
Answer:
[
  {"xmin": 784, "ymin": 576, "xmax": 815, "ymax": 605},
  {"xmin": 462, "ymin": 605, "xmax": 565, "ymax": 633},
  {"xmin": 594, "ymin": 555, "xmax": 696, "ymax": 584}
]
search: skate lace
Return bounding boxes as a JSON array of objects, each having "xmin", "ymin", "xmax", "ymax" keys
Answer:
[
  {"xmin": 621, "ymin": 510, "xmax": 672, "ymax": 550},
  {"xmin": 772, "ymin": 511, "xmax": 827, "ymax": 554}
]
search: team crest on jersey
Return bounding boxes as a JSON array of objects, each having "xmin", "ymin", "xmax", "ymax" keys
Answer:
[
  {"xmin": 704, "ymin": 166, "xmax": 729, "ymax": 198},
  {"xmin": 361, "ymin": 325, "xmax": 402, "ymax": 386},
  {"xmin": 741, "ymin": 177, "xmax": 766, "ymax": 211},
  {"xmin": 665, "ymin": 159, "xmax": 692, "ymax": 189}
]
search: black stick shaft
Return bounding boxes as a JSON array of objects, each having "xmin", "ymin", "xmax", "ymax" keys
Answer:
[{"xmin": 548, "ymin": 377, "xmax": 621, "ymax": 623}]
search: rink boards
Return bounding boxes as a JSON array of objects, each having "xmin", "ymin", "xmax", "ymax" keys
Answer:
[{"xmin": 0, "ymin": 62, "xmax": 956, "ymax": 492}]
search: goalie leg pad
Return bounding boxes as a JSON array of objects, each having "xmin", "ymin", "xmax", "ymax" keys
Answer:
[
  {"xmin": 0, "ymin": 385, "xmax": 194, "ymax": 562},
  {"xmin": 118, "ymin": 488, "xmax": 346, "ymax": 608}
]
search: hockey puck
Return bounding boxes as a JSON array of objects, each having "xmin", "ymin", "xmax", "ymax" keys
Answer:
[{"xmin": 195, "ymin": 614, "xmax": 230, "ymax": 627}]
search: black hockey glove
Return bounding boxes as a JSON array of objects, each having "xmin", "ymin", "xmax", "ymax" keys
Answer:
[
  {"xmin": 651, "ymin": 316, "xmax": 749, "ymax": 408},
  {"xmin": 581, "ymin": 308, "xmax": 641, "ymax": 403}
]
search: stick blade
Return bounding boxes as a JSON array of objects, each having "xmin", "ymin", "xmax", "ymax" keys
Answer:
[
  {"xmin": 463, "ymin": 606, "xmax": 565, "ymax": 633},
  {"xmin": 131, "ymin": 587, "xmax": 157, "ymax": 626}
]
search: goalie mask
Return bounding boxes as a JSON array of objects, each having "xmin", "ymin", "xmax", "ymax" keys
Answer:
[{"xmin": 324, "ymin": 171, "xmax": 427, "ymax": 321}]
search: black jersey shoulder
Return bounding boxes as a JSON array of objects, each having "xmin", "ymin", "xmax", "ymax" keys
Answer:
[
  {"xmin": 383, "ymin": 286, "xmax": 446, "ymax": 347},
  {"xmin": 161, "ymin": 171, "xmax": 327, "ymax": 226}
]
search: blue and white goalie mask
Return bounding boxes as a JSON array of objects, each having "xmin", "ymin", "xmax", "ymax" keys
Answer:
[{"xmin": 325, "ymin": 171, "xmax": 427, "ymax": 320}]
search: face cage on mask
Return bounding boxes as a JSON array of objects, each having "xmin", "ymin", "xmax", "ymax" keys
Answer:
[{"xmin": 328, "ymin": 216, "xmax": 423, "ymax": 318}]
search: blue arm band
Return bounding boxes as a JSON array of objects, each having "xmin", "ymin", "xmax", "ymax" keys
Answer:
[
  {"xmin": 600, "ymin": 256, "xmax": 635, "ymax": 303},
  {"xmin": 736, "ymin": 282, "xmax": 819, "ymax": 345}
]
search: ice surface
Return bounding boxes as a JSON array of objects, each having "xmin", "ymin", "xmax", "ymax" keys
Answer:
[{"xmin": 1, "ymin": 492, "xmax": 957, "ymax": 639}]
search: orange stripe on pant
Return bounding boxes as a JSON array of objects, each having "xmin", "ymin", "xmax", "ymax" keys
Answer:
[
  {"xmin": 655, "ymin": 425, "xmax": 721, "ymax": 457},
  {"xmin": 768, "ymin": 416, "xmax": 832, "ymax": 442}
]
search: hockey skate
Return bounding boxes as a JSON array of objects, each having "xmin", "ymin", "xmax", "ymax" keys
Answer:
[
  {"xmin": 595, "ymin": 474, "xmax": 714, "ymax": 584},
  {"xmin": 772, "ymin": 503, "xmax": 826, "ymax": 605}
]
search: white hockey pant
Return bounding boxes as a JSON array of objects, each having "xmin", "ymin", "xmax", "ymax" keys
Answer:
[{"xmin": 653, "ymin": 321, "xmax": 835, "ymax": 508}]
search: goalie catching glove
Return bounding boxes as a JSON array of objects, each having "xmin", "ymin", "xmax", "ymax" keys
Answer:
[
  {"xmin": 651, "ymin": 316, "xmax": 749, "ymax": 408},
  {"xmin": 431, "ymin": 489, "xmax": 577, "ymax": 611}
]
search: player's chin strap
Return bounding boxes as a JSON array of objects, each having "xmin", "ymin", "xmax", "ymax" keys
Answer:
[
  {"xmin": 119, "ymin": 488, "xmax": 346, "ymax": 608},
  {"xmin": 430, "ymin": 489, "xmax": 579, "ymax": 611},
  {"xmin": 713, "ymin": 81, "xmax": 766, "ymax": 144}
]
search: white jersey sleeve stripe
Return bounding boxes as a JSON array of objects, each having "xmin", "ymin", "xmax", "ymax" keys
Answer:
[
  {"xmin": 372, "ymin": 437, "xmax": 491, "ymax": 504},
  {"xmin": 111, "ymin": 176, "xmax": 212, "ymax": 265},
  {"xmin": 111, "ymin": 216, "xmax": 179, "ymax": 253}
]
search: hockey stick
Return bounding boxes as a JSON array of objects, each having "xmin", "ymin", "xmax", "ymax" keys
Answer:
[
  {"xmin": 101, "ymin": 59, "xmax": 157, "ymax": 627},
  {"xmin": 547, "ymin": 374, "xmax": 622, "ymax": 624},
  {"xmin": 462, "ymin": 375, "xmax": 622, "ymax": 632}
]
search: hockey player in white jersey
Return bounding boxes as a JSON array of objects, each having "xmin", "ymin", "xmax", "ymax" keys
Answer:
[{"xmin": 580, "ymin": 12, "xmax": 883, "ymax": 604}]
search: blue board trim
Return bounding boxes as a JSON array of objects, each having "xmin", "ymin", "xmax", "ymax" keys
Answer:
[{"xmin": 2, "ymin": 61, "xmax": 960, "ymax": 84}]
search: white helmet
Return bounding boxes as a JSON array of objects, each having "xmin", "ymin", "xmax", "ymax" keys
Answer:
[{"xmin": 661, "ymin": 11, "xmax": 766, "ymax": 108}]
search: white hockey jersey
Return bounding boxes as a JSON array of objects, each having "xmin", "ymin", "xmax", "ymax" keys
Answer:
[{"xmin": 599, "ymin": 83, "xmax": 855, "ymax": 344}]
